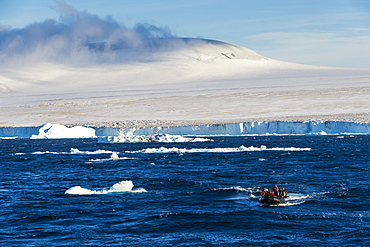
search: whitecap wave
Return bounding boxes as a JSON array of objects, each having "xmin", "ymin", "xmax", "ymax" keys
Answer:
[
  {"xmin": 32, "ymin": 151, "xmax": 61, "ymax": 155},
  {"xmin": 69, "ymin": 148, "xmax": 114, "ymax": 155},
  {"xmin": 126, "ymin": 145, "xmax": 311, "ymax": 154},
  {"xmin": 65, "ymin": 180, "xmax": 147, "ymax": 195},
  {"xmin": 14, "ymin": 153, "xmax": 26, "ymax": 155},
  {"xmin": 32, "ymin": 148, "xmax": 116, "ymax": 155},
  {"xmin": 288, "ymin": 193, "xmax": 310, "ymax": 200},
  {"xmin": 87, "ymin": 152, "xmax": 134, "ymax": 163},
  {"xmin": 212, "ymin": 186, "xmax": 251, "ymax": 192}
]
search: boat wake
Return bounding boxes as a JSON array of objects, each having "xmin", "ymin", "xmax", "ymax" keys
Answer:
[{"xmin": 215, "ymin": 187, "xmax": 309, "ymax": 207}]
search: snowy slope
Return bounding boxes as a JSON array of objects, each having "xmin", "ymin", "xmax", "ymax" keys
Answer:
[{"xmin": 1, "ymin": 38, "xmax": 369, "ymax": 127}]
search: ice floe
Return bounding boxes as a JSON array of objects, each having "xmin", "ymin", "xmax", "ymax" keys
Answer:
[
  {"xmin": 65, "ymin": 180, "xmax": 147, "ymax": 195},
  {"xmin": 30, "ymin": 123, "xmax": 96, "ymax": 139},
  {"xmin": 32, "ymin": 148, "xmax": 115, "ymax": 155},
  {"xmin": 126, "ymin": 145, "xmax": 311, "ymax": 154}
]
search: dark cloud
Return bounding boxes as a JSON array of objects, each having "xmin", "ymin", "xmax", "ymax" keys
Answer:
[{"xmin": 0, "ymin": 0, "xmax": 176, "ymax": 65}]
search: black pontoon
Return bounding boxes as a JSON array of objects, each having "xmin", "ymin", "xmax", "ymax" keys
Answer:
[{"xmin": 259, "ymin": 195, "xmax": 288, "ymax": 205}]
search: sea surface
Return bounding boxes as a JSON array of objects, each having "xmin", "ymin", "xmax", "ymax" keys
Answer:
[{"xmin": 1, "ymin": 135, "xmax": 369, "ymax": 246}]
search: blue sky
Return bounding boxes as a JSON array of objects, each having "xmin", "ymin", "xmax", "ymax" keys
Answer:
[{"xmin": 1, "ymin": 0, "xmax": 370, "ymax": 68}]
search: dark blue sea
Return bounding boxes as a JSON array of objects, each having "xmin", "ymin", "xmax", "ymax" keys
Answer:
[{"xmin": 1, "ymin": 135, "xmax": 369, "ymax": 246}]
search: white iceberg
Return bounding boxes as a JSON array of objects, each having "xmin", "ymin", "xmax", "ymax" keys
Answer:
[
  {"xmin": 30, "ymin": 123, "xmax": 96, "ymax": 139},
  {"xmin": 65, "ymin": 180, "xmax": 147, "ymax": 195}
]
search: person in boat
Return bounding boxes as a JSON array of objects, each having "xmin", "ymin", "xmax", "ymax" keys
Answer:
[
  {"xmin": 279, "ymin": 188, "xmax": 288, "ymax": 198},
  {"xmin": 261, "ymin": 188, "xmax": 270, "ymax": 196},
  {"xmin": 271, "ymin": 185, "xmax": 280, "ymax": 197}
]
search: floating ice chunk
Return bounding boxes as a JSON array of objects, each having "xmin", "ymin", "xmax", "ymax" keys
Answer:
[
  {"xmin": 318, "ymin": 130, "xmax": 327, "ymax": 135},
  {"xmin": 65, "ymin": 186, "xmax": 102, "ymax": 195},
  {"xmin": 110, "ymin": 152, "xmax": 119, "ymax": 159},
  {"xmin": 69, "ymin": 148, "xmax": 113, "ymax": 155},
  {"xmin": 31, "ymin": 123, "xmax": 96, "ymax": 139},
  {"xmin": 238, "ymin": 145, "xmax": 247, "ymax": 151},
  {"xmin": 32, "ymin": 148, "xmax": 115, "ymax": 155},
  {"xmin": 65, "ymin": 180, "xmax": 147, "ymax": 195},
  {"xmin": 127, "ymin": 145, "xmax": 311, "ymax": 154},
  {"xmin": 111, "ymin": 180, "xmax": 134, "ymax": 192},
  {"xmin": 131, "ymin": 187, "xmax": 148, "ymax": 193}
]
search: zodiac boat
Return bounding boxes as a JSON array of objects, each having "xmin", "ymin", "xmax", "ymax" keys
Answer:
[{"xmin": 259, "ymin": 195, "xmax": 288, "ymax": 205}]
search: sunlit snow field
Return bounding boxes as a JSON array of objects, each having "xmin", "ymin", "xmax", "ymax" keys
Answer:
[{"xmin": 1, "ymin": 23, "xmax": 369, "ymax": 126}]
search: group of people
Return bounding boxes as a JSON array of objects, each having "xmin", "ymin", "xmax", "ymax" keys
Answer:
[{"xmin": 261, "ymin": 185, "xmax": 288, "ymax": 198}]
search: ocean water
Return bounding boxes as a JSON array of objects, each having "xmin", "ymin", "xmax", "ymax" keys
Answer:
[{"xmin": 1, "ymin": 135, "xmax": 369, "ymax": 246}]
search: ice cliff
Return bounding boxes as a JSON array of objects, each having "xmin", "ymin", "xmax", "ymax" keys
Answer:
[
  {"xmin": 1, "ymin": 121, "xmax": 369, "ymax": 139},
  {"xmin": 96, "ymin": 121, "xmax": 370, "ymax": 137}
]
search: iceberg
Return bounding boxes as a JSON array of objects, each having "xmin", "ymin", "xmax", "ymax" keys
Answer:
[
  {"xmin": 30, "ymin": 123, "xmax": 96, "ymax": 139},
  {"xmin": 65, "ymin": 180, "xmax": 147, "ymax": 195}
]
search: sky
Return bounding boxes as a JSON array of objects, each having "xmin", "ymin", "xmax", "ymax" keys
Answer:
[{"xmin": 1, "ymin": 0, "xmax": 370, "ymax": 68}]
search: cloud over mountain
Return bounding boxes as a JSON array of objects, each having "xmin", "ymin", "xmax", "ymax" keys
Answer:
[{"xmin": 0, "ymin": 0, "xmax": 175, "ymax": 65}]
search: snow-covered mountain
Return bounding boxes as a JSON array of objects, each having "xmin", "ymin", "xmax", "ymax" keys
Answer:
[{"xmin": 1, "ymin": 37, "xmax": 369, "ymax": 127}]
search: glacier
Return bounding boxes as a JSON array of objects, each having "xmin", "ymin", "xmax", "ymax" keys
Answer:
[
  {"xmin": 95, "ymin": 121, "xmax": 370, "ymax": 140},
  {"xmin": 1, "ymin": 121, "xmax": 369, "ymax": 140}
]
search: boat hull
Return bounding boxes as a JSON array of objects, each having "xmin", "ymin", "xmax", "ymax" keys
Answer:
[{"xmin": 259, "ymin": 196, "xmax": 288, "ymax": 205}]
